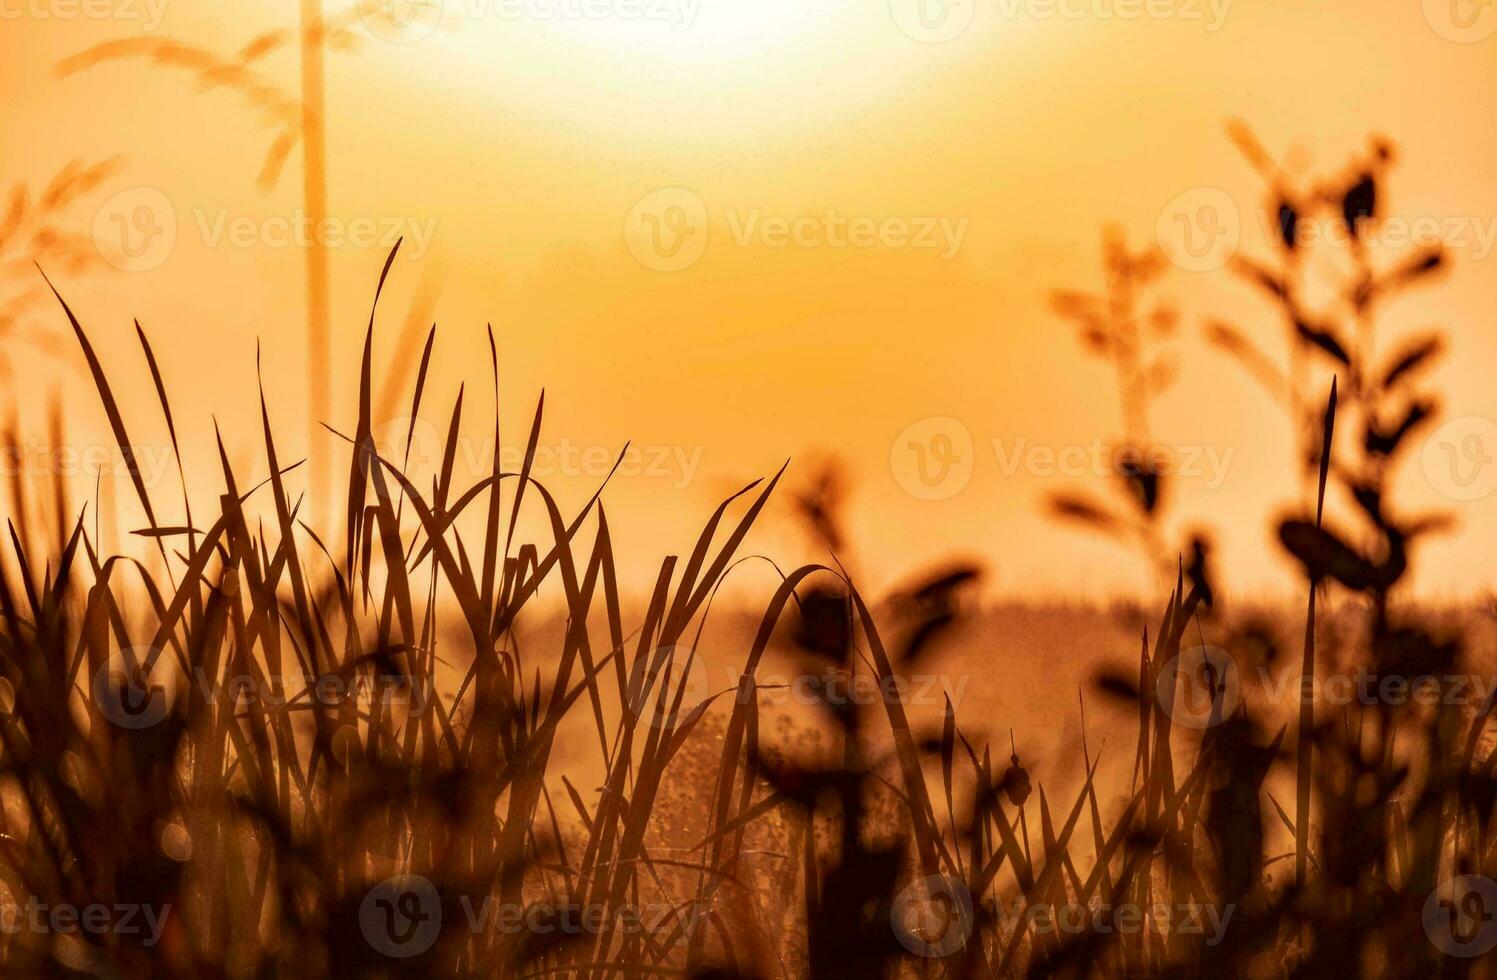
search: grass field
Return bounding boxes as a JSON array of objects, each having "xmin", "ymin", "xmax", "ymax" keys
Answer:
[{"xmin": 3, "ymin": 144, "xmax": 1497, "ymax": 978}]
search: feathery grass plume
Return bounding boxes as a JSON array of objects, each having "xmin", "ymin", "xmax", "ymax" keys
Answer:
[
  {"xmin": 1049, "ymin": 225, "xmax": 1199, "ymax": 591},
  {"xmin": 56, "ymin": 3, "xmax": 408, "ymax": 517},
  {"xmin": 0, "ymin": 158, "xmax": 123, "ymax": 371}
]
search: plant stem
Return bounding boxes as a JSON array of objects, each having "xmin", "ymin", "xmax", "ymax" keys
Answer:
[{"xmin": 301, "ymin": 0, "xmax": 331, "ymax": 519}]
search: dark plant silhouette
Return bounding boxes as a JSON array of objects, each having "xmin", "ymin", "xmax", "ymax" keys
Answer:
[
  {"xmin": 1050, "ymin": 226, "xmax": 1188, "ymax": 586},
  {"xmin": 0, "ymin": 132, "xmax": 1493, "ymax": 979},
  {"xmin": 1210, "ymin": 123, "xmax": 1447, "ymax": 498}
]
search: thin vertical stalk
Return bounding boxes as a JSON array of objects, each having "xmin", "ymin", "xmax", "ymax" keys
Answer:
[
  {"xmin": 300, "ymin": 0, "xmax": 331, "ymax": 518},
  {"xmin": 1296, "ymin": 378, "xmax": 1337, "ymax": 891}
]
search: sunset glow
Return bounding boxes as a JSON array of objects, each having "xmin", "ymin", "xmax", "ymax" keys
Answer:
[
  {"xmin": 6, "ymin": 3, "xmax": 1497, "ymax": 977},
  {"xmin": 3, "ymin": 0, "xmax": 1497, "ymax": 603}
]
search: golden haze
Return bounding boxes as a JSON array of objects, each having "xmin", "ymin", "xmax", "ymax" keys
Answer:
[{"xmin": 2, "ymin": 0, "xmax": 1497, "ymax": 598}]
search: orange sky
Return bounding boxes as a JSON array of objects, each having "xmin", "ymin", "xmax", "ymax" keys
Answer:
[{"xmin": 3, "ymin": 0, "xmax": 1497, "ymax": 600}]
